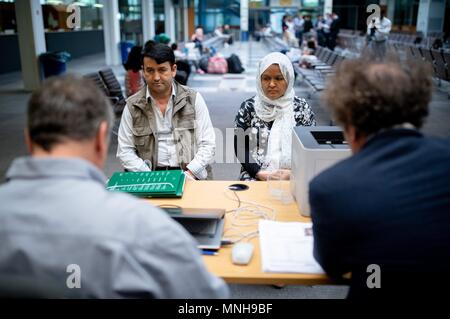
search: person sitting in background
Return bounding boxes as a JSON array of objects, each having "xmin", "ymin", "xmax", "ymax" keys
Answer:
[
  {"xmin": 123, "ymin": 45, "xmax": 145, "ymax": 97},
  {"xmin": 0, "ymin": 75, "xmax": 229, "ymax": 298},
  {"xmin": 171, "ymin": 43, "xmax": 191, "ymax": 85},
  {"xmin": 234, "ymin": 52, "xmax": 316, "ymax": 181},
  {"xmin": 299, "ymin": 36, "xmax": 319, "ymax": 68},
  {"xmin": 117, "ymin": 43, "xmax": 215, "ymax": 180},
  {"xmin": 223, "ymin": 24, "xmax": 233, "ymax": 45},
  {"xmin": 191, "ymin": 25, "xmax": 204, "ymax": 55},
  {"xmin": 309, "ymin": 55, "xmax": 450, "ymax": 299},
  {"xmin": 432, "ymin": 38, "xmax": 443, "ymax": 50},
  {"xmin": 171, "ymin": 42, "xmax": 186, "ymax": 60},
  {"xmin": 214, "ymin": 25, "xmax": 231, "ymax": 47}
]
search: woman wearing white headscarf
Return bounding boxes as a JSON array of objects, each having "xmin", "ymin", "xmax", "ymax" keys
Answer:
[{"xmin": 234, "ymin": 52, "xmax": 316, "ymax": 181}]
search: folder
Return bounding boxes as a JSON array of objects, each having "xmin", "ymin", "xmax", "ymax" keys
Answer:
[{"xmin": 106, "ymin": 170, "xmax": 186, "ymax": 198}]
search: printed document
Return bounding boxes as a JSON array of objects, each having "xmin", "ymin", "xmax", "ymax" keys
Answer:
[{"xmin": 259, "ymin": 220, "xmax": 324, "ymax": 274}]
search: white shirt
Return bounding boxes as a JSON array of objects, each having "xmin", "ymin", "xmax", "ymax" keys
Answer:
[
  {"xmin": 367, "ymin": 17, "xmax": 392, "ymax": 41},
  {"xmin": 117, "ymin": 84, "xmax": 215, "ymax": 180}
]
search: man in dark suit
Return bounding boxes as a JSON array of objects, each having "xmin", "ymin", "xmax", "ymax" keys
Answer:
[
  {"xmin": 327, "ymin": 12, "xmax": 340, "ymax": 50},
  {"xmin": 309, "ymin": 55, "xmax": 450, "ymax": 299}
]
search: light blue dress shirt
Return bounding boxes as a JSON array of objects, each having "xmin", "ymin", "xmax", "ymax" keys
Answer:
[{"xmin": 0, "ymin": 157, "xmax": 229, "ymax": 298}]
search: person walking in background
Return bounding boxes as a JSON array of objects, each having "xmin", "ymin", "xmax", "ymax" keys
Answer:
[
  {"xmin": 367, "ymin": 9, "xmax": 392, "ymax": 60},
  {"xmin": 302, "ymin": 15, "xmax": 314, "ymax": 43},
  {"xmin": 293, "ymin": 13, "xmax": 304, "ymax": 47},
  {"xmin": 123, "ymin": 45, "xmax": 145, "ymax": 97},
  {"xmin": 328, "ymin": 12, "xmax": 340, "ymax": 50},
  {"xmin": 315, "ymin": 15, "xmax": 327, "ymax": 47}
]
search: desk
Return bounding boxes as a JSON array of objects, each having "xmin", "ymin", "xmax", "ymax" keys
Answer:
[{"xmin": 148, "ymin": 180, "xmax": 331, "ymax": 285}]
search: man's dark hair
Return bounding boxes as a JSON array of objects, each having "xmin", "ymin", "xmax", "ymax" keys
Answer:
[
  {"xmin": 171, "ymin": 43, "xmax": 178, "ymax": 51},
  {"xmin": 142, "ymin": 42, "xmax": 175, "ymax": 66},
  {"xmin": 323, "ymin": 53, "xmax": 432, "ymax": 137},
  {"xmin": 27, "ymin": 75, "xmax": 114, "ymax": 151}
]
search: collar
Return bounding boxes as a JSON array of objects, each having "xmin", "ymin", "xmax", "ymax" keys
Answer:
[
  {"xmin": 5, "ymin": 157, "xmax": 107, "ymax": 185},
  {"xmin": 146, "ymin": 82, "xmax": 177, "ymax": 103},
  {"xmin": 363, "ymin": 127, "xmax": 423, "ymax": 149}
]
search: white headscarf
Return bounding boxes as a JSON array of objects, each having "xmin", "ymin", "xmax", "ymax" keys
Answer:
[{"xmin": 254, "ymin": 52, "xmax": 296, "ymax": 171}]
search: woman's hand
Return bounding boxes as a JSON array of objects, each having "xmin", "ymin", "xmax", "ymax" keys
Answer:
[{"xmin": 256, "ymin": 169, "xmax": 291, "ymax": 181}]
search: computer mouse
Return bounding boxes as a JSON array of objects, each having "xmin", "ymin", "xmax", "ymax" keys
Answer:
[{"xmin": 231, "ymin": 242, "xmax": 254, "ymax": 265}]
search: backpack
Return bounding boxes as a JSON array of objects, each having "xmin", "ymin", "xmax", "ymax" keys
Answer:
[
  {"xmin": 226, "ymin": 54, "xmax": 245, "ymax": 74},
  {"xmin": 207, "ymin": 56, "xmax": 228, "ymax": 74},
  {"xmin": 199, "ymin": 56, "xmax": 209, "ymax": 73}
]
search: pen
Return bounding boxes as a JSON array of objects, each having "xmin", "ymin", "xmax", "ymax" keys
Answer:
[{"xmin": 201, "ymin": 250, "xmax": 218, "ymax": 256}]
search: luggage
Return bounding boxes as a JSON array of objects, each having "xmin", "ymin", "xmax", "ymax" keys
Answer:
[
  {"xmin": 207, "ymin": 56, "xmax": 228, "ymax": 74},
  {"xmin": 199, "ymin": 56, "xmax": 209, "ymax": 73},
  {"xmin": 226, "ymin": 54, "xmax": 245, "ymax": 74},
  {"xmin": 175, "ymin": 70, "xmax": 188, "ymax": 85}
]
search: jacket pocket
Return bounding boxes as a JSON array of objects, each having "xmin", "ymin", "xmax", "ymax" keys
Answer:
[{"xmin": 132, "ymin": 126, "xmax": 152, "ymax": 148}]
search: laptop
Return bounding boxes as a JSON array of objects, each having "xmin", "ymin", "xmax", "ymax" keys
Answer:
[{"xmin": 161, "ymin": 207, "xmax": 225, "ymax": 250}]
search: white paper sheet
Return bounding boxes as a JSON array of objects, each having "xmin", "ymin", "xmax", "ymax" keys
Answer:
[{"xmin": 259, "ymin": 220, "xmax": 325, "ymax": 274}]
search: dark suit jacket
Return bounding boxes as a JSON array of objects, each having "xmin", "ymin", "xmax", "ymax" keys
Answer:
[{"xmin": 309, "ymin": 129, "xmax": 450, "ymax": 299}]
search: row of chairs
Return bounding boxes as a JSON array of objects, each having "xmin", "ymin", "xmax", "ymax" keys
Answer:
[
  {"xmin": 84, "ymin": 68, "xmax": 126, "ymax": 117},
  {"xmin": 262, "ymin": 35, "xmax": 289, "ymax": 52},
  {"xmin": 84, "ymin": 68, "xmax": 126, "ymax": 135},
  {"xmin": 407, "ymin": 46, "xmax": 450, "ymax": 83},
  {"xmin": 293, "ymin": 46, "xmax": 346, "ymax": 98},
  {"xmin": 406, "ymin": 45, "xmax": 450, "ymax": 98}
]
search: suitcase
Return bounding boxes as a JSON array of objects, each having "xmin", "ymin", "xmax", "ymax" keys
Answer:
[
  {"xmin": 199, "ymin": 56, "xmax": 209, "ymax": 73},
  {"xmin": 207, "ymin": 56, "xmax": 228, "ymax": 74}
]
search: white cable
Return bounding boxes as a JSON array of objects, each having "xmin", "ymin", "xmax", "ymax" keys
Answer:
[{"xmin": 222, "ymin": 189, "xmax": 277, "ymax": 243}]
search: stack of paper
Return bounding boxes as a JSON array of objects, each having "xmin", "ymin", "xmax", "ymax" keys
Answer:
[{"xmin": 259, "ymin": 220, "xmax": 324, "ymax": 274}]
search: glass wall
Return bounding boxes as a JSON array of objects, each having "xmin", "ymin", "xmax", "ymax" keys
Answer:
[
  {"xmin": 154, "ymin": 0, "xmax": 165, "ymax": 35},
  {"xmin": 0, "ymin": 0, "xmax": 16, "ymax": 34},
  {"xmin": 392, "ymin": 0, "xmax": 419, "ymax": 32},
  {"xmin": 119, "ymin": 0, "xmax": 143, "ymax": 44},
  {"xmin": 195, "ymin": 0, "xmax": 240, "ymax": 33}
]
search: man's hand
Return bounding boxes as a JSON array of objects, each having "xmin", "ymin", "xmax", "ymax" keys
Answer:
[{"xmin": 184, "ymin": 170, "xmax": 197, "ymax": 181}]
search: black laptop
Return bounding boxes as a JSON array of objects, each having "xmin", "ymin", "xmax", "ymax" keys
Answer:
[{"xmin": 161, "ymin": 207, "xmax": 225, "ymax": 250}]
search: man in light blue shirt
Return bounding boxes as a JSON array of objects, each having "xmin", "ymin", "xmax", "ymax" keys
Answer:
[{"xmin": 0, "ymin": 75, "xmax": 229, "ymax": 299}]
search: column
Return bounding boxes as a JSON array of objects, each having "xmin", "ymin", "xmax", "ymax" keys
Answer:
[
  {"xmin": 198, "ymin": 0, "xmax": 206, "ymax": 29},
  {"xmin": 417, "ymin": 0, "xmax": 446, "ymax": 36},
  {"xmin": 240, "ymin": 0, "xmax": 249, "ymax": 41},
  {"xmin": 164, "ymin": 0, "xmax": 176, "ymax": 42},
  {"xmin": 183, "ymin": 0, "xmax": 189, "ymax": 43},
  {"xmin": 15, "ymin": 0, "xmax": 46, "ymax": 91},
  {"xmin": 323, "ymin": 0, "xmax": 333, "ymax": 16},
  {"xmin": 142, "ymin": 0, "xmax": 155, "ymax": 43},
  {"xmin": 101, "ymin": 0, "xmax": 120, "ymax": 66},
  {"xmin": 386, "ymin": 0, "xmax": 395, "ymax": 22}
]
